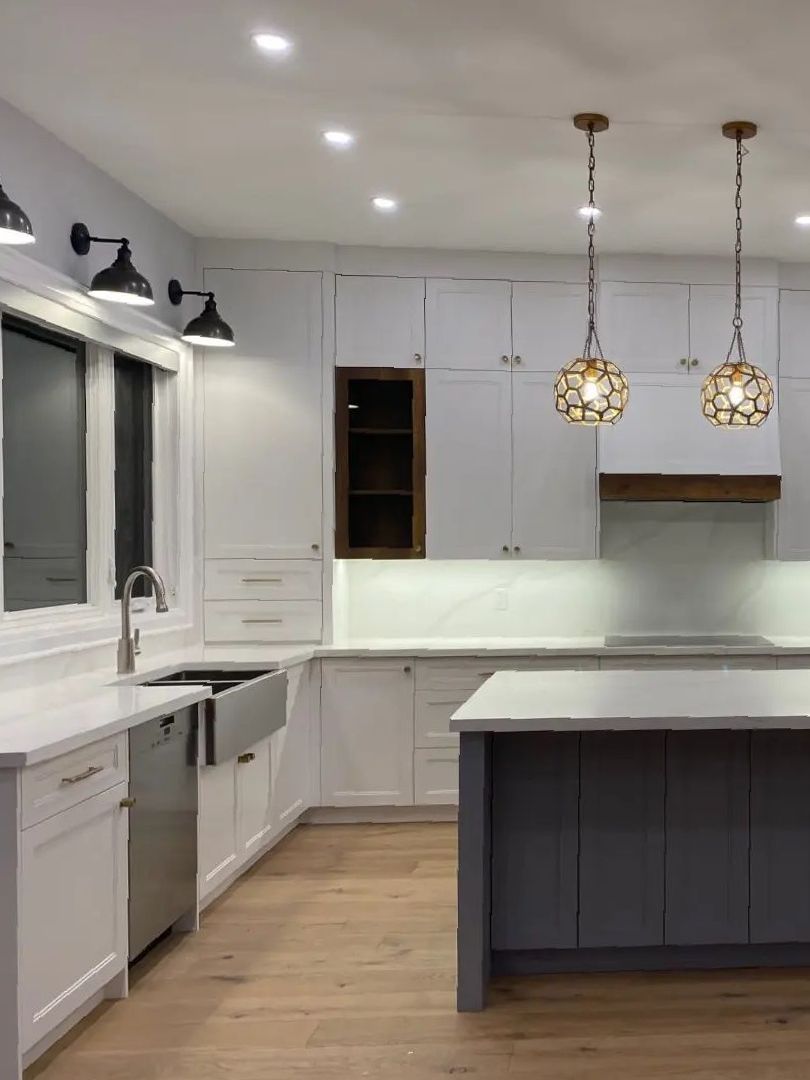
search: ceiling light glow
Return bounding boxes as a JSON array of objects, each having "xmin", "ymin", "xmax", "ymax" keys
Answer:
[
  {"xmin": 252, "ymin": 32, "xmax": 292, "ymax": 54},
  {"xmin": 372, "ymin": 196, "xmax": 398, "ymax": 212},
  {"xmin": 578, "ymin": 205, "xmax": 602, "ymax": 219},
  {"xmin": 323, "ymin": 130, "xmax": 355, "ymax": 148},
  {"xmin": 795, "ymin": 214, "xmax": 810, "ymax": 227}
]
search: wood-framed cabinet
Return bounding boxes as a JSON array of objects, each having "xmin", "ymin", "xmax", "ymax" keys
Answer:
[{"xmin": 335, "ymin": 367, "xmax": 426, "ymax": 558}]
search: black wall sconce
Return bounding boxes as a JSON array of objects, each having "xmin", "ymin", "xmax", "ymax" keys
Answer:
[
  {"xmin": 168, "ymin": 279, "xmax": 235, "ymax": 348},
  {"xmin": 0, "ymin": 178, "xmax": 35, "ymax": 245},
  {"xmin": 70, "ymin": 222, "xmax": 154, "ymax": 306}
]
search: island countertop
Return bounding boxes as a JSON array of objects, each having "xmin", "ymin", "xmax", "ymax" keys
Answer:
[{"xmin": 451, "ymin": 668, "xmax": 810, "ymax": 733}]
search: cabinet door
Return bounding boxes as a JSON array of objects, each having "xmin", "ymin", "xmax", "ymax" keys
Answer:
[
  {"xmin": 203, "ymin": 269, "xmax": 323, "ymax": 559},
  {"xmin": 414, "ymin": 748, "xmax": 459, "ymax": 805},
  {"xmin": 236, "ymin": 736, "xmax": 273, "ymax": 860},
  {"xmin": 491, "ymin": 733, "xmax": 579, "ymax": 950},
  {"xmin": 20, "ymin": 782, "xmax": 128, "ymax": 1051},
  {"xmin": 579, "ymin": 732, "xmax": 665, "ymax": 948},
  {"xmin": 270, "ymin": 663, "xmax": 314, "ymax": 834},
  {"xmin": 779, "ymin": 290, "xmax": 810, "ymax": 379},
  {"xmin": 689, "ymin": 285, "xmax": 778, "ymax": 378},
  {"xmin": 665, "ymin": 732, "xmax": 749, "ymax": 946},
  {"xmin": 336, "ymin": 275, "xmax": 425, "ymax": 367},
  {"xmin": 512, "ymin": 372, "xmax": 597, "ymax": 558},
  {"xmin": 511, "ymin": 281, "xmax": 587, "ymax": 372},
  {"xmin": 321, "ymin": 660, "xmax": 414, "ymax": 806},
  {"xmin": 198, "ymin": 757, "xmax": 239, "ymax": 898},
  {"xmin": 600, "ymin": 282, "xmax": 690, "ymax": 374},
  {"xmin": 425, "ymin": 279, "xmax": 512, "ymax": 370},
  {"xmin": 777, "ymin": 378, "xmax": 810, "ymax": 559},
  {"xmin": 426, "ymin": 369, "xmax": 512, "ymax": 558},
  {"xmin": 750, "ymin": 731, "xmax": 810, "ymax": 943},
  {"xmin": 598, "ymin": 372, "xmax": 780, "ymax": 475}
]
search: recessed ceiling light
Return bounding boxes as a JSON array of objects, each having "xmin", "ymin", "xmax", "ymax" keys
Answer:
[
  {"xmin": 322, "ymin": 130, "xmax": 355, "ymax": 149},
  {"xmin": 578, "ymin": 205, "xmax": 602, "ymax": 219},
  {"xmin": 795, "ymin": 214, "xmax": 810, "ymax": 227},
  {"xmin": 251, "ymin": 32, "xmax": 293, "ymax": 55},
  {"xmin": 372, "ymin": 196, "xmax": 398, "ymax": 212}
]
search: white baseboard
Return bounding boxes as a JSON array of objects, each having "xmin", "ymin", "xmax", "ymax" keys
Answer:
[{"xmin": 304, "ymin": 805, "xmax": 458, "ymax": 825}]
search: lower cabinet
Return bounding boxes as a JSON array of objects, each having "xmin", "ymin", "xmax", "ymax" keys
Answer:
[
  {"xmin": 236, "ymin": 737, "xmax": 274, "ymax": 861},
  {"xmin": 20, "ymin": 781, "xmax": 128, "ymax": 1051},
  {"xmin": 270, "ymin": 662, "xmax": 317, "ymax": 833},
  {"xmin": 198, "ymin": 757, "xmax": 241, "ymax": 898},
  {"xmin": 414, "ymin": 748, "xmax": 459, "ymax": 804},
  {"xmin": 321, "ymin": 659, "xmax": 415, "ymax": 806}
]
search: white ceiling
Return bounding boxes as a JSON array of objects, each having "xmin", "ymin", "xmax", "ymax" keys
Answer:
[{"xmin": 2, "ymin": 0, "xmax": 810, "ymax": 257}]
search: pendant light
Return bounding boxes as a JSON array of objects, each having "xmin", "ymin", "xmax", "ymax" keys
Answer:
[
  {"xmin": 701, "ymin": 122, "xmax": 774, "ymax": 427},
  {"xmin": 0, "ymin": 178, "xmax": 35, "ymax": 245},
  {"xmin": 554, "ymin": 114, "xmax": 629, "ymax": 425},
  {"xmin": 70, "ymin": 222, "xmax": 154, "ymax": 306},
  {"xmin": 168, "ymin": 279, "xmax": 235, "ymax": 348}
]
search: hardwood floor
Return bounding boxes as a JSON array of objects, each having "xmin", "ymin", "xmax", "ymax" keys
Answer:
[{"xmin": 26, "ymin": 821, "xmax": 810, "ymax": 1079}]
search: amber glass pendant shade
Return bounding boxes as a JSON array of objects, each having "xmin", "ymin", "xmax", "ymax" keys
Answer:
[
  {"xmin": 701, "ymin": 360, "xmax": 774, "ymax": 427},
  {"xmin": 554, "ymin": 357, "xmax": 629, "ymax": 425}
]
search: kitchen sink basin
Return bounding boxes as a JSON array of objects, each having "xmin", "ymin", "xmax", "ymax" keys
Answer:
[{"xmin": 141, "ymin": 667, "xmax": 287, "ymax": 764}]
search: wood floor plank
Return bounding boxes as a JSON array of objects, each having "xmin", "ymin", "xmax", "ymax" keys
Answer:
[{"xmin": 25, "ymin": 822, "xmax": 810, "ymax": 1080}]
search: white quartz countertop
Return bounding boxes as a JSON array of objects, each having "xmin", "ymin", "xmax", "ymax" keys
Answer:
[{"xmin": 451, "ymin": 668, "xmax": 810, "ymax": 733}]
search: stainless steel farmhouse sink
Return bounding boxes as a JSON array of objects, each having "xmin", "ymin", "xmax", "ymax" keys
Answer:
[{"xmin": 142, "ymin": 668, "xmax": 287, "ymax": 764}]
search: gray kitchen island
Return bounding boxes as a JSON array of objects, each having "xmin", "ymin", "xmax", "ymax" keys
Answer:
[{"xmin": 452, "ymin": 667, "xmax": 810, "ymax": 1011}]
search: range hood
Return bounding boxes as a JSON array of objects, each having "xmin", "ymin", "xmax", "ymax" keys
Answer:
[{"xmin": 597, "ymin": 376, "xmax": 781, "ymax": 503}]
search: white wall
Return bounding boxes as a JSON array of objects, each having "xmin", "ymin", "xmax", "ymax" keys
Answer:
[
  {"xmin": 333, "ymin": 503, "xmax": 810, "ymax": 641},
  {"xmin": 0, "ymin": 96, "xmax": 193, "ymax": 328}
]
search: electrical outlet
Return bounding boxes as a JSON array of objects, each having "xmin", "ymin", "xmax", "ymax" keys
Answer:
[{"xmin": 495, "ymin": 587, "xmax": 509, "ymax": 611}]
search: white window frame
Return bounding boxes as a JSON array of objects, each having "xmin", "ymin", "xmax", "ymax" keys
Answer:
[{"xmin": 0, "ymin": 247, "xmax": 198, "ymax": 661}]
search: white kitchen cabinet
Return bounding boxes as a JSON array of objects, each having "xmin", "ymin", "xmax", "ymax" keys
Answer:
[
  {"xmin": 270, "ymin": 663, "xmax": 315, "ymax": 834},
  {"xmin": 426, "ymin": 279, "xmax": 512, "ymax": 370},
  {"xmin": 20, "ymin": 782, "xmax": 128, "ymax": 1051},
  {"xmin": 205, "ymin": 599, "xmax": 322, "ymax": 644},
  {"xmin": 511, "ymin": 281, "xmax": 588, "ymax": 372},
  {"xmin": 414, "ymin": 748, "xmax": 459, "ymax": 805},
  {"xmin": 779, "ymin": 290, "xmax": 810, "ymax": 379},
  {"xmin": 689, "ymin": 286, "xmax": 778, "ymax": 378},
  {"xmin": 777, "ymin": 378, "xmax": 810, "ymax": 559},
  {"xmin": 198, "ymin": 757, "xmax": 240, "ymax": 899},
  {"xmin": 321, "ymin": 660, "xmax": 415, "ymax": 806},
  {"xmin": 425, "ymin": 369, "xmax": 512, "ymax": 558},
  {"xmin": 415, "ymin": 689, "xmax": 462, "ymax": 749},
  {"xmin": 203, "ymin": 269, "xmax": 323, "ymax": 560},
  {"xmin": 511, "ymin": 372, "xmax": 597, "ymax": 558},
  {"xmin": 236, "ymin": 736, "xmax": 274, "ymax": 860},
  {"xmin": 598, "ymin": 372, "xmax": 781, "ymax": 476},
  {"xmin": 336, "ymin": 275, "xmax": 425, "ymax": 367},
  {"xmin": 600, "ymin": 281, "xmax": 690, "ymax": 374}
]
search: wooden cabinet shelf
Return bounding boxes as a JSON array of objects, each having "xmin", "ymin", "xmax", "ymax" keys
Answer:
[{"xmin": 336, "ymin": 368, "xmax": 425, "ymax": 559}]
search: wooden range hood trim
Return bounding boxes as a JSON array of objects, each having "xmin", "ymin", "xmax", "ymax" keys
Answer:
[{"xmin": 599, "ymin": 473, "xmax": 781, "ymax": 503}]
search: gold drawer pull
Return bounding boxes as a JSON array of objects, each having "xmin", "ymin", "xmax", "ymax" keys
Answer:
[
  {"xmin": 241, "ymin": 618, "xmax": 283, "ymax": 625},
  {"xmin": 46, "ymin": 576, "xmax": 78, "ymax": 583},
  {"xmin": 61, "ymin": 764, "xmax": 103, "ymax": 785},
  {"xmin": 120, "ymin": 796, "xmax": 137, "ymax": 808},
  {"xmin": 241, "ymin": 577, "xmax": 283, "ymax": 583},
  {"xmin": 238, "ymin": 752, "xmax": 256, "ymax": 764}
]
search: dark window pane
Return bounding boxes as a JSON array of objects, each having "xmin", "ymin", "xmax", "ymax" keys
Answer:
[
  {"xmin": 2, "ymin": 316, "xmax": 87, "ymax": 611},
  {"xmin": 114, "ymin": 355, "xmax": 153, "ymax": 599}
]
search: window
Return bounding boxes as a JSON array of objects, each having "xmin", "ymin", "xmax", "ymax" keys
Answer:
[
  {"xmin": 114, "ymin": 354, "xmax": 153, "ymax": 599},
  {"xmin": 1, "ymin": 316, "xmax": 87, "ymax": 612}
]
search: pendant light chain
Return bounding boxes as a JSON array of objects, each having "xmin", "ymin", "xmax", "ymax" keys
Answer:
[
  {"xmin": 583, "ymin": 123, "xmax": 604, "ymax": 361},
  {"xmin": 728, "ymin": 130, "xmax": 746, "ymax": 363}
]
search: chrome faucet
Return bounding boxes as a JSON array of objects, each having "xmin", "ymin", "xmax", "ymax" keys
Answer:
[{"xmin": 117, "ymin": 566, "xmax": 169, "ymax": 675}]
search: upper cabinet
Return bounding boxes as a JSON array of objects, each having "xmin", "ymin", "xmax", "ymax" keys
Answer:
[
  {"xmin": 600, "ymin": 282, "xmax": 690, "ymax": 374},
  {"xmin": 779, "ymin": 290, "xmax": 810, "ymax": 379},
  {"xmin": 511, "ymin": 282, "xmax": 588, "ymax": 371},
  {"xmin": 336, "ymin": 275, "xmax": 425, "ymax": 368},
  {"xmin": 426, "ymin": 279, "xmax": 512, "ymax": 370},
  {"xmin": 689, "ymin": 286, "xmax": 778, "ymax": 378},
  {"xmin": 203, "ymin": 269, "xmax": 324, "ymax": 560}
]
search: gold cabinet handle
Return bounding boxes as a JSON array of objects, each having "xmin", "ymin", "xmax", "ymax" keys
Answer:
[
  {"xmin": 513, "ymin": 355, "xmax": 522, "ymax": 365},
  {"xmin": 404, "ymin": 665, "xmax": 412, "ymax": 674},
  {"xmin": 240, "ymin": 577, "xmax": 283, "ymax": 583},
  {"xmin": 514, "ymin": 545, "xmax": 522, "ymax": 554},
  {"xmin": 500, "ymin": 354, "xmax": 510, "ymax": 364},
  {"xmin": 690, "ymin": 357, "xmax": 699, "ymax": 367},
  {"xmin": 501, "ymin": 545, "xmax": 509, "ymax": 553},
  {"xmin": 238, "ymin": 752, "xmax": 256, "ymax": 764},
  {"xmin": 679, "ymin": 357, "xmax": 688, "ymax": 366},
  {"xmin": 61, "ymin": 764, "xmax": 103, "ymax": 786},
  {"xmin": 120, "ymin": 797, "xmax": 137, "ymax": 809},
  {"xmin": 311, "ymin": 542, "xmax": 320, "ymax": 552},
  {"xmin": 414, "ymin": 353, "xmax": 423, "ymax": 364},
  {"xmin": 46, "ymin": 576, "xmax": 78, "ymax": 583},
  {"xmin": 241, "ymin": 618, "xmax": 283, "ymax": 624}
]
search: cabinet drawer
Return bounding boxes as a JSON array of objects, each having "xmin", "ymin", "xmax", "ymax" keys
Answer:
[
  {"xmin": 414, "ymin": 748, "xmax": 459, "ymax": 805},
  {"xmin": 205, "ymin": 559, "xmax": 321, "ymax": 601},
  {"xmin": 415, "ymin": 690, "xmax": 465, "ymax": 748},
  {"xmin": 205, "ymin": 600, "xmax": 322, "ymax": 643},
  {"xmin": 415, "ymin": 655, "xmax": 598, "ymax": 692},
  {"xmin": 22, "ymin": 734, "xmax": 128, "ymax": 829}
]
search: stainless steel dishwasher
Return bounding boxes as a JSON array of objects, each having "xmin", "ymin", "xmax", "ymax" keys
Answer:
[{"xmin": 128, "ymin": 706, "xmax": 198, "ymax": 960}]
